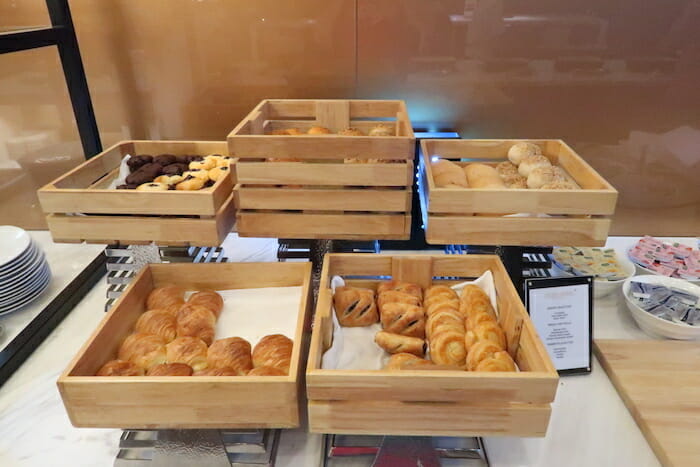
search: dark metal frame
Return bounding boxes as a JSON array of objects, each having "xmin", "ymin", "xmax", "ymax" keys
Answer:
[{"xmin": 0, "ymin": 0, "xmax": 102, "ymax": 157}]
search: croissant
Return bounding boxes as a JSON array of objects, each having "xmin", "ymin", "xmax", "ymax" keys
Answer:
[
  {"xmin": 426, "ymin": 308, "xmax": 464, "ymax": 339},
  {"xmin": 374, "ymin": 331, "xmax": 425, "ymax": 356},
  {"xmin": 475, "ymin": 352, "xmax": 516, "ymax": 372},
  {"xmin": 118, "ymin": 333, "xmax": 167, "ymax": 370},
  {"xmin": 377, "ymin": 290, "xmax": 421, "ymax": 310},
  {"xmin": 187, "ymin": 290, "xmax": 224, "ymax": 318},
  {"xmin": 384, "ymin": 353, "xmax": 435, "ymax": 370},
  {"xmin": 333, "ymin": 286, "xmax": 378, "ymax": 327},
  {"xmin": 166, "ymin": 336, "xmax": 208, "ymax": 371},
  {"xmin": 96, "ymin": 359, "xmax": 145, "ymax": 376},
  {"xmin": 146, "ymin": 285, "xmax": 185, "ymax": 311},
  {"xmin": 252, "ymin": 334, "xmax": 293, "ymax": 374},
  {"xmin": 134, "ymin": 309, "xmax": 177, "ymax": 342},
  {"xmin": 380, "ymin": 302, "xmax": 425, "ymax": 338},
  {"xmin": 466, "ymin": 341, "xmax": 503, "ymax": 371},
  {"xmin": 377, "ymin": 281, "xmax": 423, "ymax": 300},
  {"xmin": 176, "ymin": 305, "xmax": 216, "ymax": 345},
  {"xmin": 193, "ymin": 367, "xmax": 238, "ymax": 376},
  {"xmin": 429, "ymin": 328, "xmax": 466, "ymax": 366},
  {"xmin": 146, "ymin": 363, "xmax": 193, "ymax": 376},
  {"xmin": 464, "ymin": 321, "xmax": 506, "ymax": 352},
  {"xmin": 248, "ymin": 366, "xmax": 287, "ymax": 376},
  {"xmin": 207, "ymin": 337, "xmax": 253, "ymax": 375}
]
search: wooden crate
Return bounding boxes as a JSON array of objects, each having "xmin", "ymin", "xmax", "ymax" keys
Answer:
[
  {"xmin": 420, "ymin": 139, "xmax": 618, "ymax": 246},
  {"xmin": 228, "ymin": 99, "xmax": 414, "ymax": 240},
  {"xmin": 58, "ymin": 261, "xmax": 312, "ymax": 429},
  {"xmin": 38, "ymin": 140, "xmax": 235, "ymax": 246},
  {"xmin": 306, "ymin": 254, "xmax": 559, "ymax": 437}
]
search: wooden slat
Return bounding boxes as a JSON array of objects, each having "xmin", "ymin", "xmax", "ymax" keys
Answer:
[
  {"xmin": 150, "ymin": 262, "xmax": 308, "ymax": 290},
  {"xmin": 235, "ymin": 161, "xmax": 412, "ymax": 187},
  {"xmin": 391, "ymin": 256, "xmax": 434, "ymax": 289},
  {"xmin": 229, "ymin": 136, "xmax": 412, "ymax": 160},
  {"xmin": 235, "ymin": 186, "xmax": 410, "ymax": 212},
  {"xmin": 427, "ymin": 215, "xmax": 611, "ymax": 247},
  {"xmin": 315, "ymin": 100, "xmax": 350, "ymax": 132},
  {"xmin": 264, "ymin": 120, "xmax": 398, "ymax": 136},
  {"xmin": 308, "ymin": 400, "xmax": 552, "ymax": 437},
  {"xmin": 236, "ymin": 212, "xmax": 409, "ymax": 240}
]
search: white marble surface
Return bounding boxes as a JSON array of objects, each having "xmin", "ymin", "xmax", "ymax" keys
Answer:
[{"xmin": 0, "ymin": 234, "xmax": 696, "ymax": 466}]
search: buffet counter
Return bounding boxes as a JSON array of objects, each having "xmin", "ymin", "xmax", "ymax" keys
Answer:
[{"xmin": 0, "ymin": 234, "xmax": 687, "ymax": 466}]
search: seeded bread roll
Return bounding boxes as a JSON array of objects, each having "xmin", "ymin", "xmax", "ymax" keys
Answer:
[
  {"xmin": 527, "ymin": 166, "xmax": 556, "ymax": 189},
  {"xmin": 507, "ymin": 142, "xmax": 541, "ymax": 165},
  {"xmin": 518, "ymin": 155, "xmax": 551, "ymax": 177}
]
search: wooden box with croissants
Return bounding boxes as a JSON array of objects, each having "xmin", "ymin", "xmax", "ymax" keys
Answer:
[
  {"xmin": 37, "ymin": 140, "xmax": 236, "ymax": 247},
  {"xmin": 58, "ymin": 261, "xmax": 312, "ymax": 429},
  {"xmin": 227, "ymin": 99, "xmax": 414, "ymax": 240},
  {"xmin": 420, "ymin": 139, "xmax": 618, "ymax": 247},
  {"xmin": 306, "ymin": 254, "xmax": 559, "ymax": 437}
]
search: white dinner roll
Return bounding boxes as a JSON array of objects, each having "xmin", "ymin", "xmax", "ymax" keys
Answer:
[
  {"xmin": 507, "ymin": 142, "xmax": 542, "ymax": 165},
  {"xmin": 518, "ymin": 155, "xmax": 551, "ymax": 177},
  {"xmin": 527, "ymin": 166, "xmax": 556, "ymax": 189}
]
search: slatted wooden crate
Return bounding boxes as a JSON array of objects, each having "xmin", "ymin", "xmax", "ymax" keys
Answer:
[
  {"xmin": 228, "ymin": 99, "xmax": 414, "ymax": 240},
  {"xmin": 58, "ymin": 261, "xmax": 312, "ymax": 429},
  {"xmin": 38, "ymin": 141, "xmax": 235, "ymax": 246},
  {"xmin": 420, "ymin": 139, "xmax": 618, "ymax": 246},
  {"xmin": 306, "ymin": 253, "xmax": 559, "ymax": 437}
]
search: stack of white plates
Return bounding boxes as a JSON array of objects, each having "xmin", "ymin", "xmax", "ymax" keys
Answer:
[{"xmin": 0, "ymin": 226, "xmax": 51, "ymax": 315}]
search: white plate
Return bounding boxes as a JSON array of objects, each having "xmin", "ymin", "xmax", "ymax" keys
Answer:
[
  {"xmin": 0, "ymin": 245, "xmax": 42, "ymax": 285},
  {"xmin": 0, "ymin": 273, "xmax": 51, "ymax": 315},
  {"xmin": 622, "ymin": 275, "xmax": 700, "ymax": 340},
  {"xmin": 0, "ymin": 239, "xmax": 37, "ymax": 274},
  {"xmin": 0, "ymin": 266, "xmax": 51, "ymax": 304},
  {"xmin": 0, "ymin": 226, "xmax": 32, "ymax": 267},
  {"xmin": 626, "ymin": 247, "xmax": 700, "ymax": 285},
  {"xmin": 0, "ymin": 251, "xmax": 46, "ymax": 290}
]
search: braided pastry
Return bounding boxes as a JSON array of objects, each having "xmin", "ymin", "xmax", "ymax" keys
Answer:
[
  {"xmin": 465, "ymin": 341, "xmax": 503, "ymax": 371},
  {"xmin": 475, "ymin": 352, "xmax": 516, "ymax": 372},
  {"xmin": 377, "ymin": 281, "xmax": 423, "ymax": 300},
  {"xmin": 374, "ymin": 331, "xmax": 425, "ymax": 356},
  {"xmin": 380, "ymin": 302, "xmax": 425, "ymax": 338},
  {"xmin": 464, "ymin": 320, "xmax": 506, "ymax": 352},
  {"xmin": 252, "ymin": 334, "xmax": 293, "ymax": 374},
  {"xmin": 429, "ymin": 328, "xmax": 466, "ymax": 366},
  {"xmin": 207, "ymin": 337, "xmax": 253, "ymax": 375},
  {"xmin": 333, "ymin": 286, "xmax": 378, "ymax": 327}
]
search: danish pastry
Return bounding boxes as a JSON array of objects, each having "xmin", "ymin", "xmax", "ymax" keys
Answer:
[
  {"xmin": 475, "ymin": 352, "xmax": 516, "ymax": 372},
  {"xmin": 134, "ymin": 309, "xmax": 177, "ymax": 342},
  {"xmin": 377, "ymin": 281, "xmax": 422, "ymax": 300},
  {"xmin": 153, "ymin": 174, "xmax": 184, "ymax": 186},
  {"xmin": 96, "ymin": 359, "xmax": 145, "ymax": 376},
  {"xmin": 380, "ymin": 302, "xmax": 425, "ymax": 338},
  {"xmin": 425, "ymin": 285, "xmax": 458, "ymax": 301},
  {"xmin": 166, "ymin": 336, "xmax": 208, "ymax": 371},
  {"xmin": 216, "ymin": 156, "xmax": 235, "ymax": 167},
  {"xmin": 189, "ymin": 158, "xmax": 216, "ymax": 171},
  {"xmin": 175, "ymin": 175, "xmax": 205, "ymax": 191},
  {"xmin": 146, "ymin": 285, "xmax": 185, "ymax": 311},
  {"xmin": 374, "ymin": 331, "xmax": 425, "ymax": 356},
  {"xmin": 186, "ymin": 290, "xmax": 224, "ymax": 318},
  {"xmin": 146, "ymin": 363, "xmax": 193, "ymax": 376},
  {"xmin": 459, "ymin": 285, "xmax": 496, "ymax": 319},
  {"xmin": 333, "ymin": 286, "xmax": 378, "ymax": 327},
  {"xmin": 248, "ymin": 366, "xmax": 287, "ymax": 376},
  {"xmin": 136, "ymin": 182, "xmax": 169, "ymax": 192},
  {"xmin": 207, "ymin": 337, "xmax": 253, "ymax": 375},
  {"xmin": 384, "ymin": 353, "xmax": 434, "ymax": 370},
  {"xmin": 208, "ymin": 165, "xmax": 231, "ymax": 182},
  {"xmin": 377, "ymin": 290, "xmax": 421, "ymax": 310},
  {"xmin": 118, "ymin": 333, "xmax": 168, "ymax": 370},
  {"xmin": 465, "ymin": 341, "xmax": 503, "ymax": 371},
  {"xmin": 429, "ymin": 328, "xmax": 467, "ymax": 366},
  {"xmin": 464, "ymin": 320, "xmax": 506, "ymax": 351},
  {"xmin": 466, "ymin": 310, "xmax": 498, "ymax": 330},
  {"xmin": 426, "ymin": 308, "xmax": 464, "ymax": 339},
  {"xmin": 176, "ymin": 305, "xmax": 216, "ymax": 345},
  {"xmin": 252, "ymin": 334, "xmax": 293, "ymax": 374}
]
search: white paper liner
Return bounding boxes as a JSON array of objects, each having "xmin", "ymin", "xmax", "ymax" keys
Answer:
[
  {"xmin": 185, "ymin": 286, "xmax": 301, "ymax": 346},
  {"xmin": 107, "ymin": 154, "xmax": 132, "ymax": 189},
  {"xmin": 322, "ymin": 271, "xmax": 497, "ymax": 370}
]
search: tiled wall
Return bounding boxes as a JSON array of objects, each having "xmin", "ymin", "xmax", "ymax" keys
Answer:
[{"xmin": 1, "ymin": 1, "xmax": 698, "ymax": 234}]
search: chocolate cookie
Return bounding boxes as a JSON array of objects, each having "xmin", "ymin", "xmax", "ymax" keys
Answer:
[
  {"xmin": 127, "ymin": 154, "xmax": 153, "ymax": 171},
  {"xmin": 153, "ymin": 154, "xmax": 176, "ymax": 166},
  {"xmin": 162, "ymin": 162, "xmax": 189, "ymax": 175},
  {"xmin": 125, "ymin": 162, "xmax": 163, "ymax": 185}
]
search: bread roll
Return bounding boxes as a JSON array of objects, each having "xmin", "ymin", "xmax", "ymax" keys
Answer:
[
  {"xmin": 431, "ymin": 159, "xmax": 468, "ymax": 188},
  {"xmin": 527, "ymin": 166, "xmax": 556, "ymax": 189},
  {"xmin": 464, "ymin": 164, "xmax": 506, "ymax": 189},
  {"xmin": 496, "ymin": 161, "xmax": 519, "ymax": 177},
  {"xmin": 541, "ymin": 181, "xmax": 579, "ymax": 190},
  {"xmin": 508, "ymin": 142, "xmax": 542, "ymax": 165},
  {"xmin": 502, "ymin": 173, "xmax": 528, "ymax": 189},
  {"xmin": 518, "ymin": 155, "xmax": 551, "ymax": 177}
]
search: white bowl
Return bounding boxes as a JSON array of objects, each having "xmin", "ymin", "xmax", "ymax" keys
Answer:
[
  {"xmin": 552, "ymin": 253, "xmax": 636, "ymax": 299},
  {"xmin": 622, "ymin": 275, "xmax": 700, "ymax": 340},
  {"xmin": 627, "ymin": 247, "xmax": 700, "ymax": 285}
]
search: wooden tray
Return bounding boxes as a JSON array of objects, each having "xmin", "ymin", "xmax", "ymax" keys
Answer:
[
  {"xmin": 228, "ymin": 99, "xmax": 414, "ymax": 240},
  {"xmin": 58, "ymin": 261, "xmax": 312, "ymax": 429},
  {"xmin": 38, "ymin": 140, "xmax": 235, "ymax": 246},
  {"xmin": 306, "ymin": 253, "xmax": 559, "ymax": 437},
  {"xmin": 420, "ymin": 139, "xmax": 618, "ymax": 246}
]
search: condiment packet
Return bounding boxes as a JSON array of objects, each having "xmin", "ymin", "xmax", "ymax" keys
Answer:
[
  {"xmin": 684, "ymin": 308, "xmax": 700, "ymax": 326},
  {"xmin": 669, "ymin": 288, "xmax": 699, "ymax": 306},
  {"xmin": 630, "ymin": 281, "xmax": 651, "ymax": 299}
]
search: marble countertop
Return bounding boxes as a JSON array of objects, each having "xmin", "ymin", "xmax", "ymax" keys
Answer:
[{"xmin": 1, "ymin": 234, "xmax": 695, "ymax": 467}]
